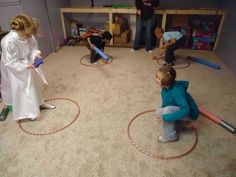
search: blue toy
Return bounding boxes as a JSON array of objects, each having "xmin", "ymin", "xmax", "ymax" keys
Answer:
[
  {"xmin": 34, "ymin": 57, "xmax": 44, "ymax": 68},
  {"xmin": 93, "ymin": 47, "xmax": 110, "ymax": 62},
  {"xmin": 186, "ymin": 56, "xmax": 221, "ymax": 70}
]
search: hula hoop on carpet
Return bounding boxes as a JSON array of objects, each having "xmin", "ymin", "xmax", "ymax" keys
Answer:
[
  {"xmin": 80, "ymin": 54, "xmax": 113, "ymax": 67},
  {"xmin": 127, "ymin": 110, "xmax": 198, "ymax": 160},
  {"xmin": 157, "ymin": 58, "xmax": 191, "ymax": 69},
  {"xmin": 18, "ymin": 98, "xmax": 80, "ymax": 136}
]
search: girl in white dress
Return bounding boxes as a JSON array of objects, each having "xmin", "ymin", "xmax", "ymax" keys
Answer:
[{"xmin": 1, "ymin": 14, "xmax": 55, "ymax": 121}]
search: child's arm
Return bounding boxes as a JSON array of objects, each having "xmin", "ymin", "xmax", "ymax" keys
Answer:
[
  {"xmin": 29, "ymin": 36, "xmax": 42, "ymax": 61},
  {"xmin": 162, "ymin": 38, "xmax": 176, "ymax": 49},
  {"xmin": 87, "ymin": 37, "xmax": 95, "ymax": 48},
  {"xmin": 162, "ymin": 87, "xmax": 190, "ymax": 122},
  {"xmin": 26, "ymin": 63, "xmax": 35, "ymax": 69},
  {"xmin": 2, "ymin": 40, "xmax": 33, "ymax": 72}
]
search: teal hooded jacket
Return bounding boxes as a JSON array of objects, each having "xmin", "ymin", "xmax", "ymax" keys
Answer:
[{"xmin": 161, "ymin": 81, "xmax": 199, "ymax": 122}]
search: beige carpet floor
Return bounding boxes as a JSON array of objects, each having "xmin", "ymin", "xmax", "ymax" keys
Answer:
[{"xmin": 0, "ymin": 46, "xmax": 236, "ymax": 177}]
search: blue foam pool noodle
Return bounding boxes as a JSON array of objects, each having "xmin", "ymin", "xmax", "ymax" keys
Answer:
[
  {"xmin": 93, "ymin": 47, "xmax": 109, "ymax": 61},
  {"xmin": 186, "ymin": 56, "xmax": 221, "ymax": 70}
]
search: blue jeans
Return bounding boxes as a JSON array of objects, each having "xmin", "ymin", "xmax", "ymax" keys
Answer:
[{"xmin": 133, "ymin": 15, "xmax": 154, "ymax": 51}]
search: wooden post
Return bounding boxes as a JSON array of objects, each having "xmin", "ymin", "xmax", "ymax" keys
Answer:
[
  {"xmin": 109, "ymin": 10, "xmax": 113, "ymax": 45},
  {"xmin": 160, "ymin": 11, "xmax": 167, "ymax": 48},
  {"xmin": 60, "ymin": 10, "xmax": 67, "ymax": 39},
  {"xmin": 213, "ymin": 12, "xmax": 226, "ymax": 50},
  {"xmin": 58, "ymin": 8, "xmax": 224, "ymax": 49}
]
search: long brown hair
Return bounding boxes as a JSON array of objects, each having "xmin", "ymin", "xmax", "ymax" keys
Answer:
[{"xmin": 9, "ymin": 14, "xmax": 39, "ymax": 35}]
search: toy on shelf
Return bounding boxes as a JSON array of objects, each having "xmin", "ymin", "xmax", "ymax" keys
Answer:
[{"xmin": 63, "ymin": 36, "xmax": 82, "ymax": 46}]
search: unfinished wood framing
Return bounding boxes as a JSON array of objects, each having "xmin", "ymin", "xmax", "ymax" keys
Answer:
[
  {"xmin": 213, "ymin": 11, "xmax": 226, "ymax": 50},
  {"xmin": 60, "ymin": 7, "xmax": 225, "ymax": 48}
]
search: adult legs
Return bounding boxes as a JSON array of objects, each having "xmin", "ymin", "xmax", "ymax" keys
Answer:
[
  {"xmin": 133, "ymin": 15, "xmax": 143, "ymax": 50},
  {"xmin": 144, "ymin": 17, "xmax": 154, "ymax": 51}
]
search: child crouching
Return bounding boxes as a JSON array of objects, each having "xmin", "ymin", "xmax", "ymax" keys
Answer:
[{"xmin": 155, "ymin": 66, "xmax": 199, "ymax": 143}]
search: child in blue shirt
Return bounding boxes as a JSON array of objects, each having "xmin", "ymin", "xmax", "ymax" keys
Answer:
[
  {"xmin": 155, "ymin": 66, "xmax": 199, "ymax": 143},
  {"xmin": 154, "ymin": 27, "xmax": 185, "ymax": 66}
]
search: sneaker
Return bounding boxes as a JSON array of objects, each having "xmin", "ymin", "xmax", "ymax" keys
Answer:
[
  {"xmin": 130, "ymin": 49, "xmax": 135, "ymax": 52},
  {"xmin": 158, "ymin": 135, "xmax": 178, "ymax": 143},
  {"xmin": 29, "ymin": 117, "xmax": 37, "ymax": 121},
  {"xmin": 163, "ymin": 62, "xmax": 174, "ymax": 67},
  {"xmin": 103, "ymin": 59, "xmax": 111, "ymax": 64},
  {"xmin": 40, "ymin": 103, "xmax": 56, "ymax": 110},
  {"xmin": 147, "ymin": 50, "xmax": 153, "ymax": 54},
  {"xmin": 92, "ymin": 62, "xmax": 98, "ymax": 65}
]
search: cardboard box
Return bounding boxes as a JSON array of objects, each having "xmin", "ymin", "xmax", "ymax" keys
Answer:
[
  {"xmin": 114, "ymin": 29, "xmax": 132, "ymax": 44},
  {"xmin": 172, "ymin": 15, "xmax": 190, "ymax": 27},
  {"xmin": 104, "ymin": 22, "xmax": 126, "ymax": 35},
  {"xmin": 115, "ymin": 15, "xmax": 127, "ymax": 27}
]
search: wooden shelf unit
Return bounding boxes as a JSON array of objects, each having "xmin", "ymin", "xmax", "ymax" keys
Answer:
[{"xmin": 60, "ymin": 7, "xmax": 225, "ymax": 50}]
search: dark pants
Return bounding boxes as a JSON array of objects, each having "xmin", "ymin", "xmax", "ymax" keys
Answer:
[
  {"xmin": 86, "ymin": 44, "xmax": 101, "ymax": 63},
  {"xmin": 165, "ymin": 36, "xmax": 185, "ymax": 64},
  {"xmin": 133, "ymin": 15, "xmax": 154, "ymax": 51}
]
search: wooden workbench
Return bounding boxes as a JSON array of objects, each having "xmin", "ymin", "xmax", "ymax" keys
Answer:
[{"xmin": 60, "ymin": 7, "xmax": 225, "ymax": 49}]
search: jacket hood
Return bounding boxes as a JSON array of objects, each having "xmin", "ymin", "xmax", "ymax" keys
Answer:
[{"xmin": 174, "ymin": 80, "xmax": 189, "ymax": 91}]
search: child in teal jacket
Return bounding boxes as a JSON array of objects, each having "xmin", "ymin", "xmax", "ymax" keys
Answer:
[{"xmin": 155, "ymin": 66, "xmax": 199, "ymax": 143}]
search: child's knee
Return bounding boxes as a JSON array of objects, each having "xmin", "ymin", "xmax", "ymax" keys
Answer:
[
  {"xmin": 163, "ymin": 106, "xmax": 180, "ymax": 114},
  {"xmin": 155, "ymin": 109, "xmax": 162, "ymax": 117},
  {"xmin": 162, "ymin": 107, "xmax": 174, "ymax": 114}
]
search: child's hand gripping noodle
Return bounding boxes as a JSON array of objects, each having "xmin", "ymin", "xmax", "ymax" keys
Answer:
[
  {"xmin": 34, "ymin": 57, "xmax": 44, "ymax": 68},
  {"xmin": 92, "ymin": 47, "xmax": 111, "ymax": 64}
]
